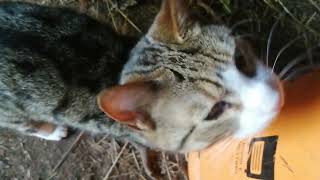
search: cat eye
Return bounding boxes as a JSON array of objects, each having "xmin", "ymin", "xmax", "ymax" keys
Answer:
[{"xmin": 204, "ymin": 101, "xmax": 231, "ymax": 121}]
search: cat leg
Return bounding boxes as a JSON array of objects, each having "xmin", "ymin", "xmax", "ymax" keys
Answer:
[
  {"xmin": 131, "ymin": 142, "xmax": 164, "ymax": 180},
  {"xmin": 0, "ymin": 94, "xmax": 68, "ymax": 141},
  {"xmin": 21, "ymin": 121, "xmax": 68, "ymax": 141},
  {"xmin": 132, "ymin": 142, "xmax": 188, "ymax": 180}
]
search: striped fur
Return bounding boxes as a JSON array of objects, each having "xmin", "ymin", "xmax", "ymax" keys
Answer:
[
  {"xmin": 0, "ymin": 0, "xmax": 281, "ymax": 154},
  {"xmin": 115, "ymin": 0, "xmax": 281, "ymax": 152}
]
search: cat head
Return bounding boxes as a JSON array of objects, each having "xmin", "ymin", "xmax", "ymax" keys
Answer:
[{"xmin": 98, "ymin": 0, "xmax": 283, "ymax": 152}]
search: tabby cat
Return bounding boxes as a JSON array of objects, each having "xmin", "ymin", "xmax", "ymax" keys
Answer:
[{"xmin": 0, "ymin": 0, "xmax": 282, "ymax": 156}]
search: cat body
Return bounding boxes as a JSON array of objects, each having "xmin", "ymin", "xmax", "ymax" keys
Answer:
[
  {"xmin": 0, "ymin": 0, "xmax": 282, "ymax": 155},
  {"xmin": 0, "ymin": 1, "xmax": 137, "ymax": 140}
]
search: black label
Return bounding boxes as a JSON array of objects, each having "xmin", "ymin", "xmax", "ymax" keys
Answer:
[{"xmin": 245, "ymin": 136, "xmax": 278, "ymax": 180}]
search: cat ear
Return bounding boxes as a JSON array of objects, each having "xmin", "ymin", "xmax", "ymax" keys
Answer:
[
  {"xmin": 147, "ymin": 0, "xmax": 195, "ymax": 44},
  {"xmin": 97, "ymin": 82, "xmax": 157, "ymax": 131}
]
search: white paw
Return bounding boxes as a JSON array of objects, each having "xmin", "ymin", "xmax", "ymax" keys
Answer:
[{"xmin": 32, "ymin": 126, "xmax": 68, "ymax": 141}]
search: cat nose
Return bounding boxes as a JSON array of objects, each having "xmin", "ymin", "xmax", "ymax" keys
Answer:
[{"xmin": 268, "ymin": 74, "xmax": 284, "ymax": 112}]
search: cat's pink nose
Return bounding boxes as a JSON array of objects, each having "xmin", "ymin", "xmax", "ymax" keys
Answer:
[{"xmin": 268, "ymin": 74, "xmax": 285, "ymax": 112}]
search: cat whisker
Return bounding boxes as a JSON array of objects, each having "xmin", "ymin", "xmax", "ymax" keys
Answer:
[
  {"xmin": 213, "ymin": 136, "xmax": 236, "ymax": 155},
  {"xmin": 279, "ymin": 44, "xmax": 320, "ymax": 79},
  {"xmin": 303, "ymin": 33, "xmax": 315, "ymax": 64},
  {"xmin": 283, "ymin": 64, "xmax": 320, "ymax": 81},
  {"xmin": 234, "ymin": 33, "xmax": 257, "ymax": 39},
  {"xmin": 231, "ymin": 19, "xmax": 254, "ymax": 33},
  {"xmin": 208, "ymin": 143, "xmax": 232, "ymax": 163},
  {"xmin": 279, "ymin": 55, "xmax": 308, "ymax": 79},
  {"xmin": 272, "ymin": 36, "xmax": 302, "ymax": 72},
  {"xmin": 266, "ymin": 17, "xmax": 281, "ymax": 67}
]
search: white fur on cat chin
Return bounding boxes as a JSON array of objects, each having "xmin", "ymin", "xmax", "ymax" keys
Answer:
[
  {"xmin": 222, "ymin": 63, "xmax": 280, "ymax": 138},
  {"xmin": 31, "ymin": 125, "xmax": 68, "ymax": 141}
]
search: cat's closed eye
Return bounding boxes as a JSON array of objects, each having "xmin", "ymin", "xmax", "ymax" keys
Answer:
[{"xmin": 204, "ymin": 101, "xmax": 231, "ymax": 120}]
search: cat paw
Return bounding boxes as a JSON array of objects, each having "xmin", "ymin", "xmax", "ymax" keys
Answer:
[
  {"xmin": 32, "ymin": 126, "xmax": 68, "ymax": 141},
  {"xmin": 45, "ymin": 126, "xmax": 68, "ymax": 141}
]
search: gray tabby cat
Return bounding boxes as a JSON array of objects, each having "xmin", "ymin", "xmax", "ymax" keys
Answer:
[{"xmin": 0, "ymin": 0, "xmax": 282, "ymax": 157}]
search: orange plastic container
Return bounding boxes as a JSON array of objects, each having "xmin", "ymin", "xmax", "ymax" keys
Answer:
[{"xmin": 188, "ymin": 70, "xmax": 320, "ymax": 180}]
